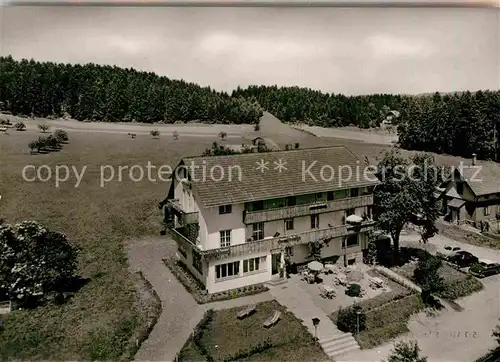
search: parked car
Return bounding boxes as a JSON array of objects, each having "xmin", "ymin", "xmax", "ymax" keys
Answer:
[
  {"xmin": 469, "ymin": 260, "xmax": 500, "ymax": 278},
  {"xmin": 449, "ymin": 251, "xmax": 478, "ymax": 268},
  {"xmin": 439, "ymin": 245, "xmax": 462, "ymax": 259}
]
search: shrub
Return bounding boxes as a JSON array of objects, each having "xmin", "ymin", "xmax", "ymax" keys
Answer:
[
  {"xmin": 53, "ymin": 129, "xmax": 68, "ymax": 143},
  {"xmin": 46, "ymin": 135, "xmax": 60, "ymax": 149},
  {"xmin": 346, "ymin": 283, "xmax": 362, "ymax": 297},
  {"xmin": 254, "ymin": 123, "xmax": 260, "ymax": 131},
  {"xmin": 493, "ymin": 325, "xmax": 500, "ymax": 345},
  {"xmin": 218, "ymin": 131, "xmax": 227, "ymax": 140},
  {"xmin": 150, "ymin": 129, "xmax": 160, "ymax": 139},
  {"xmin": 14, "ymin": 122, "xmax": 26, "ymax": 131},
  {"xmin": 414, "ymin": 255, "xmax": 444, "ymax": 295},
  {"xmin": 385, "ymin": 340, "xmax": 427, "ymax": 362},
  {"xmin": 336, "ymin": 304, "xmax": 366, "ymax": 334},
  {"xmin": 36, "ymin": 136, "xmax": 47, "ymax": 152},
  {"xmin": 38, "ymin": 123, "xmax": 50, "ymax": 133},
  {"xmin": 0, "ymin": 221, "xmax": 79, "ymax": 306},
  {"xmin": 172, "ymin": 131, "xmax": 179, "ymax": 140},
  {"xmin": 28, "ymin": 140, "xmax": 37, "ymax": 154}
]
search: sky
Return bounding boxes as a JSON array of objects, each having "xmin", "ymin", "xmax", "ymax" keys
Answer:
[{"xmin": 0, "ymin": 6, "xmax": 498, "ymax": 95}]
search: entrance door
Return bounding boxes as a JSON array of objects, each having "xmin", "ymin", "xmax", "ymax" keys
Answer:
[{"xmin": 271, "ymin": 253, "xmax": 280, "ymax": 275}]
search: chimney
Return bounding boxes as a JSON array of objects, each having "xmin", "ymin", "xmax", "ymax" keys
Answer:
[{"xmin": 472, "ymin": 153, "xmax": 477, "ymax": 166}]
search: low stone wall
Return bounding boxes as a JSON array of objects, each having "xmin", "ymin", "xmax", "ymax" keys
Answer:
[{"xmin": 373, "ymin": 265, "xmax": 422, "ymax": 293}]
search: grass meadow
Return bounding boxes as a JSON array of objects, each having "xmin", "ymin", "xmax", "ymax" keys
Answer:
[{"xmin": 0, "ymin": 126, "xmax": 217, "ymax": 360}]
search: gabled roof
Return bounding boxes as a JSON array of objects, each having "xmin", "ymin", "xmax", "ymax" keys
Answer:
[
  {"xmin": 456, "ymin": 164, "xmax": 500, "ymax": 196},
  {"xmin": 445, "ymin": 187, "xmax": 461, "ymax": 199},
  {"xmin": 179, "ymin": 146, "xmax": 379, "ymax": 208},
  {"xmin": 448, "ymin": 198, "xmax": 466, "ymax": 209}
]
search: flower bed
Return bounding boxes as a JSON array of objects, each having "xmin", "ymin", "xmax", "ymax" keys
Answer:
[{"xmin": 164, "ymin": 258, "xmax": 268, "ymax": 304}]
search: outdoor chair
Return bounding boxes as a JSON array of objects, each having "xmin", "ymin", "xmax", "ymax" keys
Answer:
[
  {"xmin": 263, "ymin": 310, "xmax": 281, "ymax": 328},
  {"xmin": 237, "ymin": 304, "xmax": 256, "ymax": 320}
]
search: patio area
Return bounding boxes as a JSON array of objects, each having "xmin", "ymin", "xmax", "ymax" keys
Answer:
[{"xmin": 290, "ymin": 262, "xmax": 395, "ymax": 315}]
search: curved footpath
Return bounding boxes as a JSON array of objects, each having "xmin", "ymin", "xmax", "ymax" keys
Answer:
[{"xmin": 126, "ymin": 237, "xmax": 273, "ymax": 361}]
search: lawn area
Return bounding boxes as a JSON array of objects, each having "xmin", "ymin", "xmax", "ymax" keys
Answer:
[
  {"xmin": 437, "ymin": 222, "xmax": 500, "ymax": 251},
  {"xmin": 178, "ymin": 300, "xmax": 329, "ymax": 362},
  {"xmin": 0, "ymin": 126, "xmax": 217, "ymax": 360},
  {"xmin": 393, "ymin": 259, "xmax": 483, "ymax": 300},
  {"xmin": 330, "ymin": 270, "xmax": 424, "ymax": 349}
]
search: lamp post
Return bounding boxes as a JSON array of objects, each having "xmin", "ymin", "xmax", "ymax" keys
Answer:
[
  {"xmin": 356, "ymin": 310, "xmax": 361, "ymax": 335},
  {"xmin": 312, "ymin": 317, "xmax": 320, "ymax": 341}
]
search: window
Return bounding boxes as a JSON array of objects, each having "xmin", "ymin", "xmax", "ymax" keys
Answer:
[
  {"xmin": 350, "ymin": 188, "xmax": 359, "ymax": 197},
  {"xmin": 252, "ymin": 222, "xmax": 264, "ymax": 240},
  {"xmin": 484, "ymin": 207, "xmax": 490, "ymax": 216},
  {"xmin": 285, "ymin": 196, "xmax": 296, "ymax": 206},
  {"xmin": 192, "ymin": 249, "xmax": 203, "ymax": 274},
  {"xmin": 315, "ymin": 193, "xmax": 326, "ymax": 202},
  {"xmin": 311, "ymin": 214, "xmax": 319, "ymax": 229},
  {"xmin": 456, "ymin": 182, "xmax": 463, "ymax": 195},
  {"xmin": 331, "ymin": 189, "xmax": 348, "ymax": 200},
  {"xmin": 247, "ymin": 200, "xmax": 264, "ymax": 211},
  {"xmin": 342, "ymin": 234, "xmax": 358, "ymax": 248},
  {"xmin": 345, "ymin": 208, "xmax": 355, "ymax": 217},
  {"xmin": 215, "ymin": 261, "xmax": 240, "ymax": 279},
  {"xmin": 285, "ymin": 218, "xmax": 294, "ymax": 230},
  {"xmin": 220, "ymin": 230, "xmax": 231, "ymax": 247},
  {"xmin": 264, "ymin": 198, "xmax": 286, "ymax": 209},
  {"xmin": 327, "ymin": 191, "xmax": 334, "ymax": 201},
  {"xmin": 243, "ymin": 256, "xmax": 266, "ymax": 273},
  {"xmin": 296, "ymin": 194, "xmax": 316, "ymax": 205},
  {"xmin": 219, "ymin": 204, "xmax": 232, "ymax": 214}
]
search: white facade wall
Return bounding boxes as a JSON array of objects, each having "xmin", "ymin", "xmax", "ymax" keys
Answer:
[
  {"xmin": 202, "ymin": 204, "xmax": 246, "ymax": 250},
  {"xmin": 171, "ymin": 176, "xmax": 372, "ymax": 293},
  {"xmin": 206, "ymin": 251, "xmax": 272, "ymax": 294}
]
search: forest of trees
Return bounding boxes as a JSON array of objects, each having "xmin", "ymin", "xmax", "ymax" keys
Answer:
[
  {"xmin": 2, "ymin": 56, "xmax": 500, "ymax": 161},
  {"xmin": 0, "ymin": 56, "xmax": 263, "ymax": 124},
  {"xmin": 397, "ymin": 91, "xmax": 500, "ymax": 161},
  {"xmin": 232, "ymin": 85, "xmax": 405, "ymax": 128}
]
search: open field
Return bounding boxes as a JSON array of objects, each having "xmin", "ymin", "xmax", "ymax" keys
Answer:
[
  {"xmin": 297, "ymin": 125, "xmax": 398, "ymax": 145},
  {"xmin": 178, "ymin": 300, "xmax": 328, "ymax": 362},
  {"xmin": 0, "ymin": 127, "xmax": 219, "ymax": 360}
]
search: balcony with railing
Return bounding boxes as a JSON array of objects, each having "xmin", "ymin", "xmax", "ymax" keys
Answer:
[
  {"xmin": 243, "ymin": 195, "xmax": 373, "ymax": 224},
  {"xmin": 166, "ymin": 199, "xmax": 199, "ymax": 225},
  {"xmin": 170, "ymin": 220, "xmax": 376, "ymax": 262}
]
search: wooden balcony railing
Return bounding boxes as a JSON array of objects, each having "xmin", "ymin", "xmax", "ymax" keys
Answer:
[
  {"xmin": 170, "ymin": 220, "xmax": 376, "ymax": 262},
  {"xmin": 167, "ymin": 199, "xmax": 199, "ymax": 225},
  {"xmin": 243, "ymin": 195, "xmax": 373, "ymax": 224}
]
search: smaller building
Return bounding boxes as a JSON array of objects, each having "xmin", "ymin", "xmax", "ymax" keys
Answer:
[{"xmin": 438, "ymin": 155, "xmax": 500, "ymax": 226}]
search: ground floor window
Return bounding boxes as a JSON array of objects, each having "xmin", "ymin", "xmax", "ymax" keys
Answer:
[
  {"xmin": 192, "ymin": 249, "xmax": 203, "ymax": 274},
  {"xmin": 216, "ymin": 261, "xmax": 240, "ymax": 279},
  {"xmin": 243, "ymin": 256, "xmax": 266, "ymax": 273},
  {"xmin": 484, "ymin": 206, "xmax": 490, "ymax": 216}
]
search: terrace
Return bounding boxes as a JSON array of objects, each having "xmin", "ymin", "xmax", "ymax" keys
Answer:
[
  {"xmin": 170, "ymin": 220, "xmax": 376, "ymax": 262},
  {"xmin": 243, "ymin": 195, "xmax": 374, "ymax": 224},
  {"xmin": 166, "ymin": 199, "xmax": 199, "ymax": 225}
]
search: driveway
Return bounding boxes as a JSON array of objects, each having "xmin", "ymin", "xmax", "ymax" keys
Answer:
[
  {"xmin": 340, "ymin": 230, "xmax": 500, "ymax": 362},
  {"xmin": 400, "ymin": 229, "xmax": 500, "ymax": 263}
]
